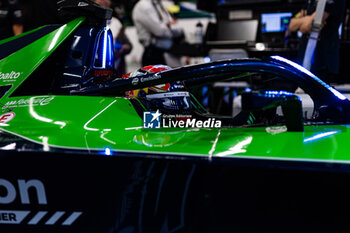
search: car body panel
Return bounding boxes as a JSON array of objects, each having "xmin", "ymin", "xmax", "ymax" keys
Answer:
[
  {"xmin": 0, "ymin": 93, "xmax": 349, "ymax": 163},
  {"xmin": 0, "ymin": 17, "xmax": 85, "ymax": 99}
]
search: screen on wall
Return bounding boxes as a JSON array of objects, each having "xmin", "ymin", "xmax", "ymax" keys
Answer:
[
  {"xmin": 217, "ymin": 20, "xmax": 258, "ymax": 41},
  {"xmin": 261, "ymin": 12, "xmax": 293, "ymax": 33}
]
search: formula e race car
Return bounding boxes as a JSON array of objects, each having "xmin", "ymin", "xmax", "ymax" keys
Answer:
[{"xmin": 2, "ymin": 1, "xmax": 350, "ymax": 233}]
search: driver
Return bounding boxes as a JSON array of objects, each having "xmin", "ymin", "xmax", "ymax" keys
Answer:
[
  {"xmin": 122, "ymin": 64, "xmax": 192, "ymax": 113},
  {"xmin": 122, "ymin": 65, "xmax": 260, "ymax": 127}
]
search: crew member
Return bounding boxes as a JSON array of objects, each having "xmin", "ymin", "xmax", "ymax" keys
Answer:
[
  {"xmin": 288, "ymin": 0, "xmax": 346, "ymax": 83},
  {"xmin": 0, "ymin": 0, "xmax": 23, "ymax": 40},
  {"xmin": 132, "ymin": 0, "xmax": 185, "ymax": 67}
]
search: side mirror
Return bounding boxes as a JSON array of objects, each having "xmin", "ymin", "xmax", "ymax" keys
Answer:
[{"xmin": 242, "ymin": 91, "xmax": 304, "ymax": 132}]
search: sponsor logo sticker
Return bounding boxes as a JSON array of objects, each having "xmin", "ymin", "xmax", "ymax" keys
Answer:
[
  {"xmin": 0, "ymin": 210, "xmax": 30, "ymax": 224},
  {"xmin": 94, "ymin": 70, "xmax": 113, "ymax": 77},
  {"xmin": 0, "ymin": 210, "xmax": 82, "ymax": 226},
  {"xmin": 0, "ymin": 179, "xmax": 83, "ymax": 226},
  {"xmin": 140, "ymin": 74, "xmax": 161, "ymax": 82},
  {"xmin": 0, "ymin": 112, "xmax": 15, "ymax": 124},
  {"xmin": 2, "ymin": 97, "xmax": 54, "ymax": 110},
  {"xmin": 131, "ymin": 78, "xmax": 139, "ymax": 86},
  {"xmin": 0, "ymin": 71, "xmax": 22, "ymax": 82}
]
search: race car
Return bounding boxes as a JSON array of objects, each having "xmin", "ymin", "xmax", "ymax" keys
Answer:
[{"xmin": 1, "ymin": 1, "xmax": 350, "ymax": 233}]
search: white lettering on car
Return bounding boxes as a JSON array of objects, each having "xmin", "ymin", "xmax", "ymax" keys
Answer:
[
  {"xmin": 0, "ymin": 179, "xmax": 83, "ymax": 226},
  {"xmin": 2, "ymin": 97, "xmax": 55, "ymax": 110},
  {"xmin": 0, "ymin": 179, "xmax": 47, "ymax": 205},
  {"xmin": 0, "ymin": 71, "xmax": 22, "ymax": 81}
]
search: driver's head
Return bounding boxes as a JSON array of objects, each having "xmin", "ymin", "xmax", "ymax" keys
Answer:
[{"xmin": 123, "ymin": 65, "xmax": 192, "ymax": 111}]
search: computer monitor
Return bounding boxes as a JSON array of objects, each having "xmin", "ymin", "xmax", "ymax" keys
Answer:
[
  {"xmin": 261, "ymin": 12, "xmax": 293, "ymax": 33},
  {"xmin": 217, "ymin": 20, "xmax": 258, "ymax": 42}
]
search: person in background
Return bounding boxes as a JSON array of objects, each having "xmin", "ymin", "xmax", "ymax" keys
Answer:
[
  {"xmin": 0, "ymin": 0, "xmax": 23, "ymax": 40},
  {"xmin": 95, "ymin": 0, "xmax": 133, "ymax": 77},
  {"xmin": 288, "ymin": 0, "xmax": 346, "ymax": 83},
  {"xmin": 132, "ymin": 0, "xmax": 185, "ymax": 67}
]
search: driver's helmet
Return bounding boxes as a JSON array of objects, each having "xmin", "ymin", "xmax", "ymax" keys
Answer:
[{"xmin": 122, "ymin": 65, "xmax": 191, "ymax": 111}]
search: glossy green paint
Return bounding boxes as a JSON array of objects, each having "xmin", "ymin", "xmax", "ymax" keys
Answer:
[
  {"xmin": 0, "ymin": 17, "xmax": 85, "ymax": 98},
  {"xmin": 0, "ymin": 94, "xmax": 349, "ymax": 164},
  {"xmin": 0, "ymin": 18, "xmax": 349, "ymax": 164},
  {"xmin": 0, "ymin": 95, "xmax": 143, "ymax": 149}
]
